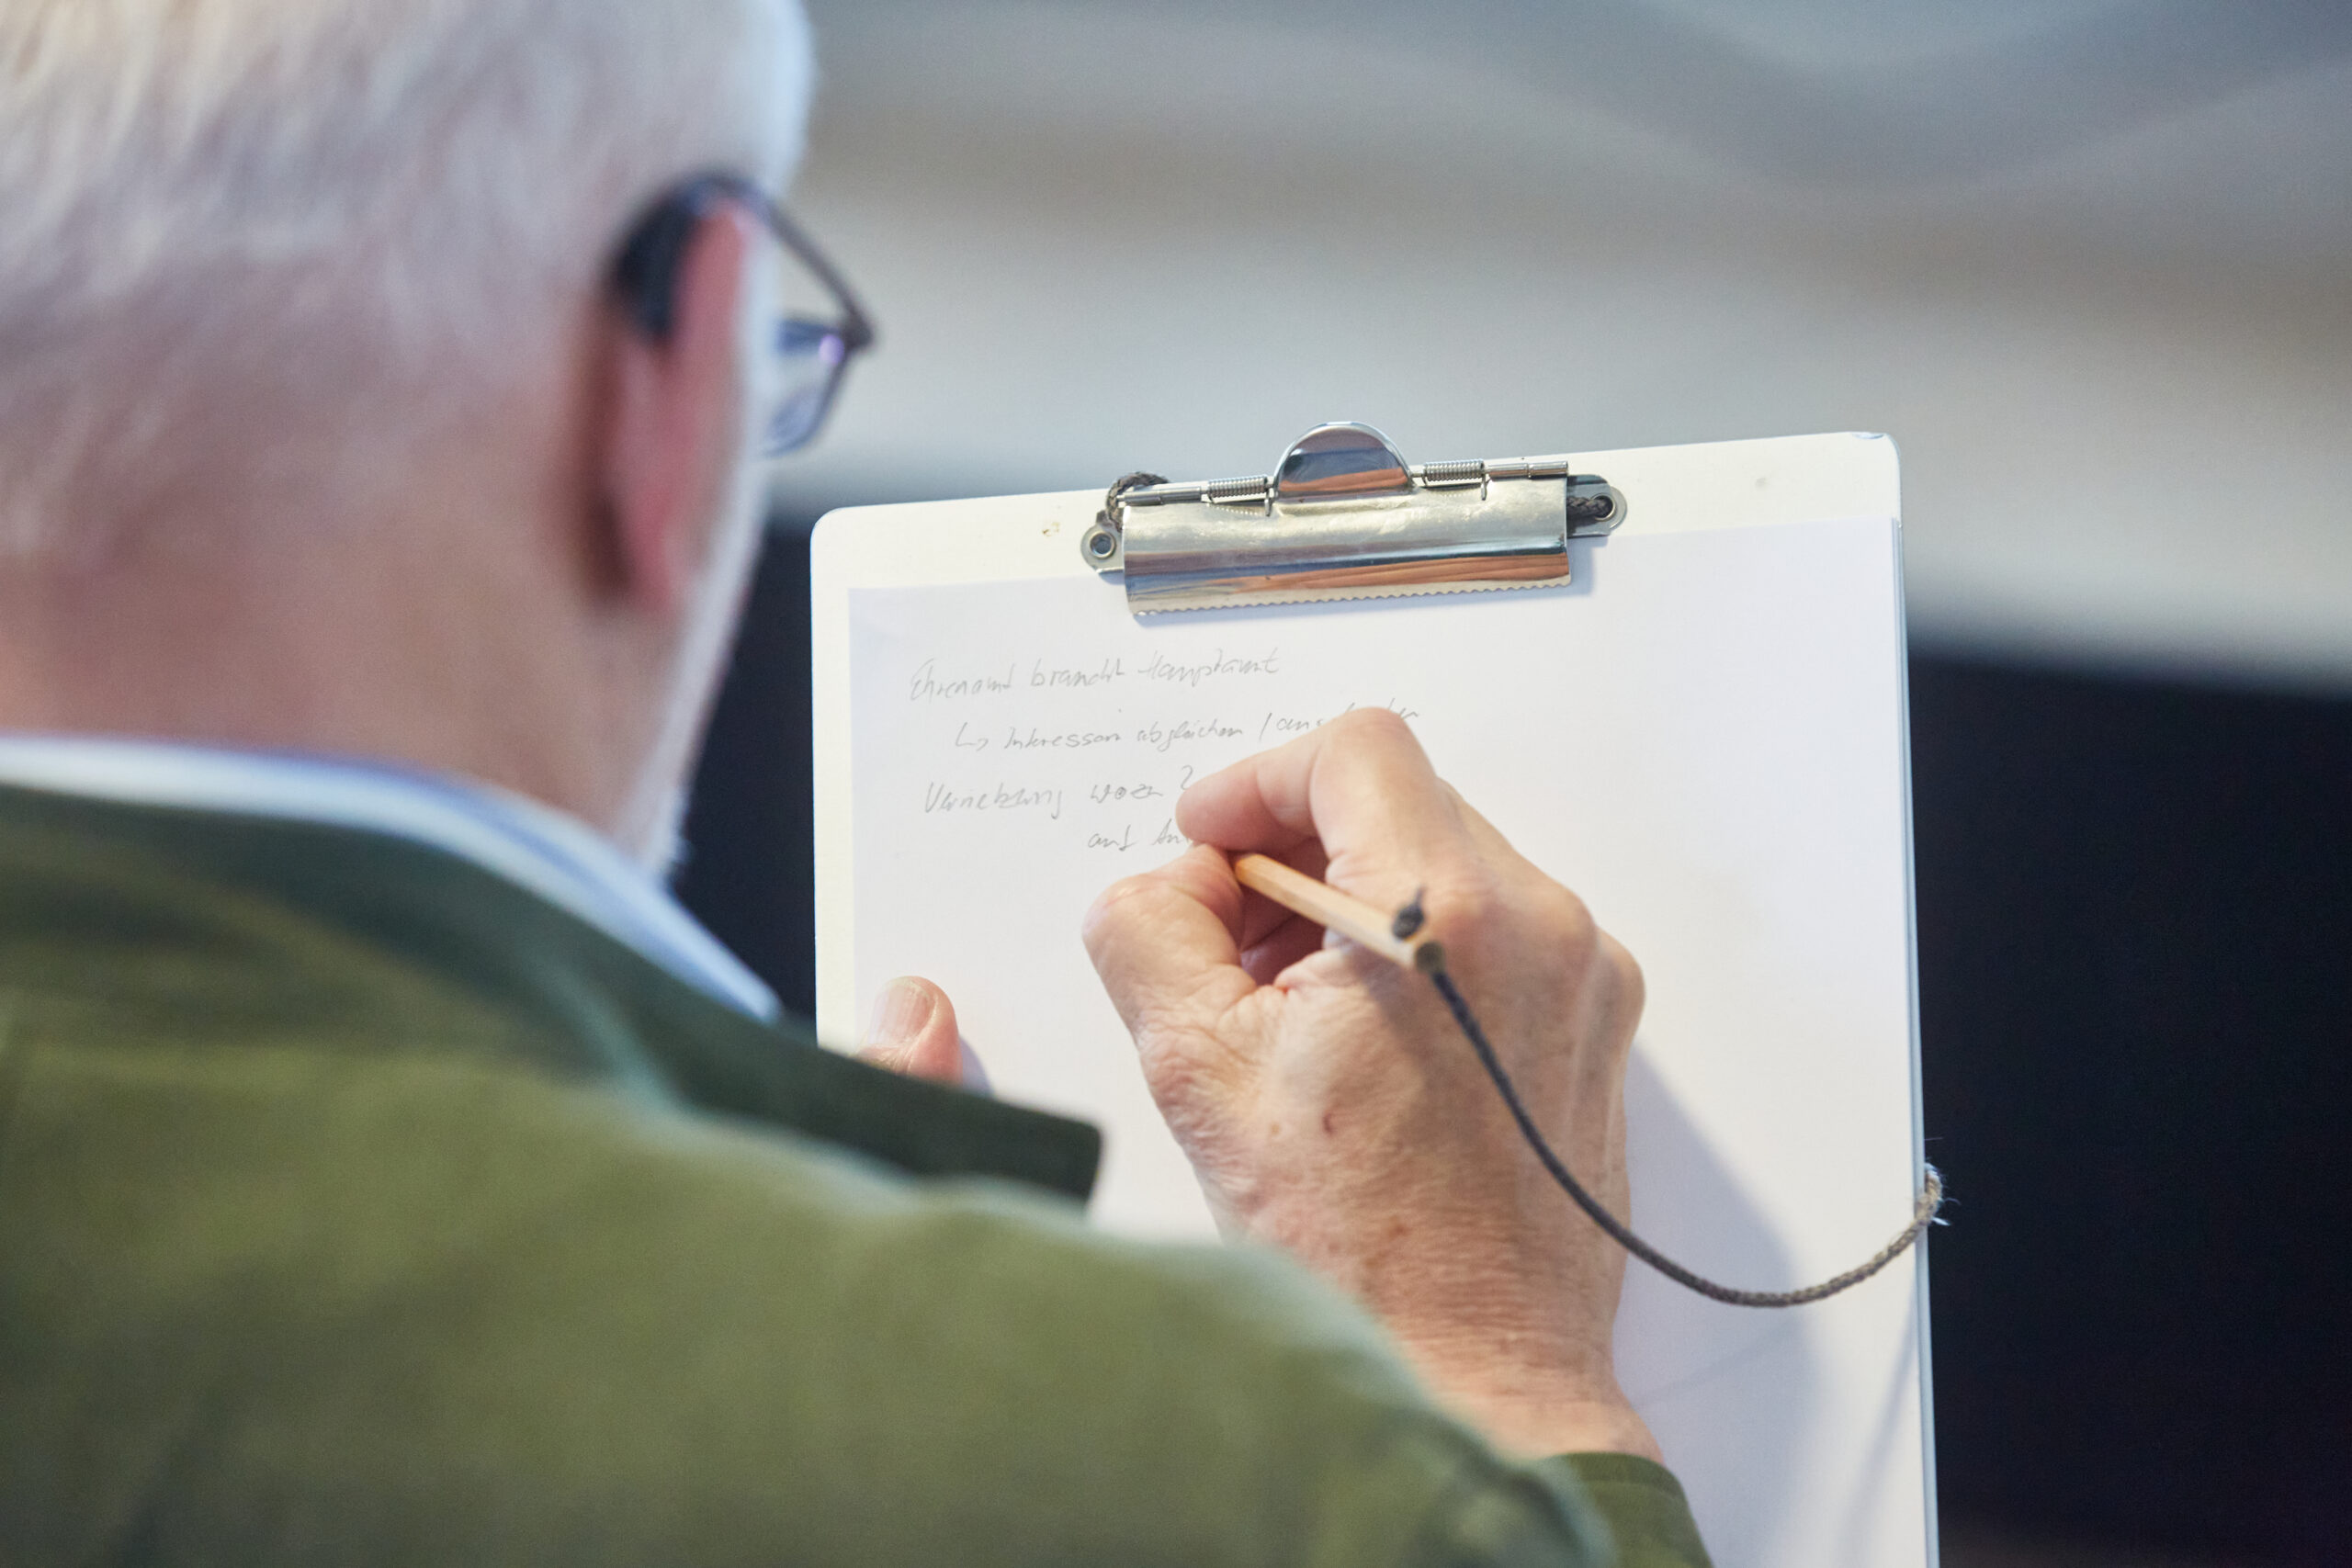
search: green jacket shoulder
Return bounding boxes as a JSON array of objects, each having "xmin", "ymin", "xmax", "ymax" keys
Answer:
[{"xmin": 0, "ymin": 786, "xmax": 1711, "ymax": 1567}]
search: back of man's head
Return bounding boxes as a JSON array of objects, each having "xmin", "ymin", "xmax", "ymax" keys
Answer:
[{"xmin": 0, "ymin": 0, "xmax": 811, "ymax": 561}]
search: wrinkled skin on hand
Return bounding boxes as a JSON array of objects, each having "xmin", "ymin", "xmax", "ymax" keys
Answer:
[{"xmin": 1083, "ymin": 709, "xmax": 1657, "ymax": 1461}]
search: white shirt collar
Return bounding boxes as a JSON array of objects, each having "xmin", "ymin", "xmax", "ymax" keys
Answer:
[{"xmin": 0, "ymin": 735, "xmax": 777, "ymax": 1021}]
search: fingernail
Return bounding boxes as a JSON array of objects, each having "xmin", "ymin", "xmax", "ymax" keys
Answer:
[{"xmin": 865, "ymin": 977, "xmax": 934, "ymax": 1050}]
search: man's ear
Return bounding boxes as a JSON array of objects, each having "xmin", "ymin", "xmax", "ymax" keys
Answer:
[{"xmin": 596, "ymin": 202, "xmax": 763, "ymax": 616}]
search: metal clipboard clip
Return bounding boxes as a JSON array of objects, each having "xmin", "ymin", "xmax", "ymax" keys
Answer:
[{"xmin": 1079, "ymin": 422, "xmax": 1624, "ymax": 614}]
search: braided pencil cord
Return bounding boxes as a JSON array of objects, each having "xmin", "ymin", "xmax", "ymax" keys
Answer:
[{"xmin": 1427, "ymin": 964, "xmax": 1943, "ymax": 1309}]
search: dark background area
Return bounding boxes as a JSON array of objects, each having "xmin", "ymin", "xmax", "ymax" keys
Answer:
[
  {"xmin": 678, "ymin": 531, "xmax": 2352, "ymax": 1567},
  {"xmin": 1910, "ymin": 661, "xmax": 2352, "ymax": 1566}
]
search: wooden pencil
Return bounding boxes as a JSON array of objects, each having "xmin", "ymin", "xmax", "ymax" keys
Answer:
[{"xmin": 1232, "ymin": 852, "xmax": 1445, "ymax": 974}]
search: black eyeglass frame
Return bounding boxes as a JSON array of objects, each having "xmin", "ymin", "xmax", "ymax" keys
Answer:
[{"xmin": 610, "ymin": 172, "xmax": 877, "ymax": 456}]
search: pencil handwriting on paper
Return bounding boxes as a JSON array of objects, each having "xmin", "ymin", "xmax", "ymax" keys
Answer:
[
  {"xmin": 1136, "ymin": 716, "xmax": 1247, "ymax": 751},
  {"xmin": 1136, "ymin": 649, "xmax": 1283, "ymax": 687},
  {"xmin": 891, "ymin": 638, "xmax": 1424, "ymax": 855},
  {"xmin": 908, "ymin": 660, "xmax": 1018, "ymax": 704},
  {"xmin": 1257, "ymin": 702, "xmax": 1419, "ymax": 745},
  {"xmin": 1086, "ymin": 819, "xmax": 1186, "ymax": 854},
  {"xmin": 907, "ymin": 649, "xmax": 1283, "ymax": 706},
  {"xmin": 1029, "ymin": 658, "xmax": 1125, "ymax": 691},
  {"xmin": 1003, "ymin": 726, "xmax": 1126, "ymax": 751},
  {"xmin": 922, "ymin": 782, "xmax": 1067, "ymax": 819}
]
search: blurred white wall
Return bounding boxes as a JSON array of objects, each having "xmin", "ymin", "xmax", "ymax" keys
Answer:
[{"xmin": 776, "ymin": 0, "xmax": 2352, "ymax": 689}]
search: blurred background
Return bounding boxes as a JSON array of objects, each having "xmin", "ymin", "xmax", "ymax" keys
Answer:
[{"xmin": 674, "ymin": 4, "xmax": 2352, "ymax": 1564}]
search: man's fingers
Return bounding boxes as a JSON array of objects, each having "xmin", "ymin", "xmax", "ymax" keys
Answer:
[
  {"xmin": 1239, "ymin": 914, "xmax": 1329, "ymax": 987},
  {"xmin": 858, "ymin": 976, "xmax": 966, "ymax": 1085},
  {"xmin": 1082, "ymin": 844, "xmax": 1258, "ymax": 1039},
  {"xmin": 1176, "ymin": 709, "xmax": 1473, "ymax": 905},
  {"xmin": 1237, "ymin": 840, "xmax": 1328, "ymax": 950}
]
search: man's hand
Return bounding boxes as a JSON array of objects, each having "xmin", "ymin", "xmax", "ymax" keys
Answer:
[{"xmin": 1082, "ymin": 710, "xmax": 1659, "ymax": 1462}]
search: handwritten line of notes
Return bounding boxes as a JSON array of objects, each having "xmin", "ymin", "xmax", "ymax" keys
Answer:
[
  {"xmin": 893, "ymin": 642, "xmax": 1419, "ymax": 855},
  {"xmin": 907, "ymin": 649, "xmax": 1286, "ymax": 705}
]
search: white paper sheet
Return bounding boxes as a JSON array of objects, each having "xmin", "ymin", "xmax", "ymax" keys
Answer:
[{"xmin": 843, "ymin": 513, "xmax": 1929, "ymax": 1568}]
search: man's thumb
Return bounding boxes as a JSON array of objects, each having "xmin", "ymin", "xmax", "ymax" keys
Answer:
[{"xmin": 858, "ymin": 976, "xmax": 966, "ymax": 1085}]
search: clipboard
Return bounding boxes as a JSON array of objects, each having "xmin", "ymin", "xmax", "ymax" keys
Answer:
[{"xmin": 810, "ymin": 428, "xmax": 1935, "ymax": 1568}]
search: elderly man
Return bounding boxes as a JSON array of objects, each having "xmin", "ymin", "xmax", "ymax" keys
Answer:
[{"xmin": 0, "ymin": 2, "xmax": 1710, "ymax": 1563}]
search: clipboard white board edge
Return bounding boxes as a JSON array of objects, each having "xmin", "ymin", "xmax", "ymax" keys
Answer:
[{"xmin": 1888, "ymin": 462, "xmax": 1941, "ymax": 1568}]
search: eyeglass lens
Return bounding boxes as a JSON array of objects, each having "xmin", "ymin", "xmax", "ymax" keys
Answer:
[{"xmin": 760, "ymin": 236, "xmax": 854, "ymax": 456}]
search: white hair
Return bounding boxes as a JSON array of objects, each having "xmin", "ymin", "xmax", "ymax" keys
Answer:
[{"xmin": 0, "ymin": 0, "xmax": 812, "ymax": 558}]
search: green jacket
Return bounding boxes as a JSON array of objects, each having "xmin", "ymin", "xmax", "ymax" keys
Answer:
[{"xmin": 0, "ymin": 783, "xmax": 1710, "ymax": 1566}]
